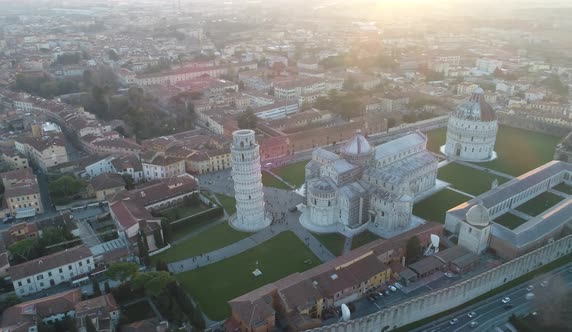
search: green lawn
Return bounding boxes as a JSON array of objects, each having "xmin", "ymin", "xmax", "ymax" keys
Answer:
[
  {"xmin": 553, "ymin": 183, "xmax": 572, "ymax": 195},
  {"xmin": 177, "ymin": 231, "xmax": 320, "ymax": 320},
  {"xmin": 122, "ymin": 300, "xmax": 156, "ymax": 323},
  {"xmin": 425, "ymin": 127, "xmax": 447, "ymax": 154},
  {"xmin": 515, "ymin": 191, "xmax": 564, "ymax": 217},
  {"xmin": 495, "ymin": 212, "xmax": 528, "ymax": 230},
  {"xmin": 413, "ymin": 189, "xmax": 471, "ymax": 223},
  {"xmin": 160, "ymin": 204, "xmax": 209, "ymax": 221},
  {"xmin": 261, "ymin": 171, "xmax": 291, "ymax": 190},
  {"xmin": 426, "ymin": 126, "xmax": 560, "ymax": 176},
  {"xmin": 273, "ymin": 161, "xmax": 308, "ymax": 187},
  {"xmin": 351, "ymin": 231, "xmax": 381, "ymax": 250},
  {"xmin": 215, "ymin": 194, "xmax": 237, "ymax": 215},
  {"xmin": 152, "ymin": 223, "xmax": 249, "ymax": 264},
  {"xmin": 169, "ymin": 211, "xmax": 221, "ymax": 242},
  {"xmin": 313, "ymin": 233, "xmax": 346, "ymax": 256},
  {"xmin": 438, "ymin": 162, "xmax": 508, "ymax": 196}
]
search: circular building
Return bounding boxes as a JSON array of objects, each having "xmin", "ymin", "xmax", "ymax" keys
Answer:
[
  {"xmin": 441, "ymin": 87, "xmax": 498, "ymax": 162},
  {"xmin": 230, "ymin": 130, "xmax": 271, "ymax": 232}
]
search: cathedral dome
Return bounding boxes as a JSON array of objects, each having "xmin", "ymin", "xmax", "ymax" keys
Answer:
[
  {"xmin": 341, "ymin": 130, "xmax": 372, "ymax": 157},
  {"xmin": 454, "ymin": 87, "xmax": 496, "ymax": 122},
  {"xmin": 310, "ymin": 179, "xmax": 336, "ymax": 194},
  {"xmin": 466, "ymin": 203, "xmax": 490, "ymax": 227}
]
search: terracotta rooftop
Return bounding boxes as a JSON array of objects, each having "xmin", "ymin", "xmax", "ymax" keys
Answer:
[{"xmin": 9, "ymin": 245, "xmax": 92, "ymax": 281}]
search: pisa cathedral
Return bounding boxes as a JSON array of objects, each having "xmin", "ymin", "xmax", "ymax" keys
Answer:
[{"xmin": 300, "ymin": 130, "xmax": 438, "ymax": 235}]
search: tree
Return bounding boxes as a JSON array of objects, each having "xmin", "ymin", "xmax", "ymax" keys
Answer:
[
  {"xmin": 104, "ymin": 281, "xmax": 111, "ymax": 294},
  {"xmin": 153, "ymin": 229, "xmax": 164, "ymax": 248},
  {"xmin": 92, "ymin": 279, "xmax": 102, "ymax": 297},
  {"xmin": 48, "ymin": 175, "xmax": 87, "ymax": 200},
  {"xmin": 405, "ymin": 236, "xmax": 422, "ymax": 264},
  {"xmin": 8, "ymin": 238, "xmax": 40, "ymax": 263},
  {"xmin": 122, "ymin": 173, "xmax": 135, "ymax": 190},
  {"xmin": 85, "ymin": 316, "xmax": 97, "ymax": 332},
  {"xmin": 0, "ymin": 293, "xmax": 21, "ymax": 312},
  {"xmin": 161, "ymin": 220, "xmax": 172, "ymax": 243},
  {"xmin": 155, "ymin": 259, "xmax": 169, "ymax": 272},
  {"xmin": 131, "ymin": 271, "xmax": 175, "ymax": 297},
  {"xmin": 192, "ymin": 304, "xmax": 207, "ymax": 329},
  {"xmin": 105, "ymin": 262, "xmax": 139, "ymax": 283},
  {"xmin": 138, "ymin": 233, "xmax": 150, "ymax": 266},
  {"xmin": 237, "ymin": 109, "xmax": 258, "ymax": 129}
]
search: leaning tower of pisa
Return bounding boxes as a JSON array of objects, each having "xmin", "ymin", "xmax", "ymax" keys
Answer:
[{"xmin": 230, "ymin": 129, "xmax": 271, "ymax": 231}]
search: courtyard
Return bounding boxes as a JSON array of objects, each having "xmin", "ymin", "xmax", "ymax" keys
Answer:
[
  {"xmin": 514, "ymin": 191, "xmax": 564, "ymax": 217},
  {"xmin": 437, "ymin": 162, "xmax": 508, "ymax": 196},
  {"xmin": 176, "ymin": 231, "xmax": 320, "ymax": 320},
  {"xmin": 494, "ymin": 212, "xmax": 527, "ymax": 230},
  {"xmin": 413, "ymin": 188, "xmax": 472, "ymax": 224}
]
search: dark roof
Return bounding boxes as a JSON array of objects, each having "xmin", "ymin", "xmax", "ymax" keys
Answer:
[
  {"xmin": 9, "ymin": 245, "xmax": 92, "ymax": 281},
  {"xmin": 408, "ymin": 256, "xmax": 445, "ymax": 275},
  {"xmin": 90, "ymin": 173, "xmax": 125, "ymax": 191},
  {"xmin": 434, "ymin": 246, "xmax": 471, "ymax": 264}
]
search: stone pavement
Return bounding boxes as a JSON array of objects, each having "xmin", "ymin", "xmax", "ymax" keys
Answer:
[
  {"xmin": 77, "ymin": 220, "xmax": 101, "ymax": 247},
  {"xmin": 342, "ymin": 236, "xmax": 353, "ymax": 255}
]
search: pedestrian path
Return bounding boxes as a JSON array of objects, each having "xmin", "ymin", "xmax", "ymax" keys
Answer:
[
  {"xmin": 446, "ymin": 186, "xmax": 475, "ymax": 198},
  {"xmin": 509, "ymin": 209, "xmax": 533, "ymax": 220},
  {"xmin": 267, "ymin": 170, "xmax": 295, "ymax": 189},
  {"xmin": 455, "ymin": 160, "xmax": 515, "ymax": 179}
]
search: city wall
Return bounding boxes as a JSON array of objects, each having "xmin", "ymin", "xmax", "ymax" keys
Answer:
[
  {"xmin": 497, "ymin": 113, "xmax": 572, "ymax": 138},
  {"xmin": 307, "ymin": 234, "xmax": 572, "ymax": 332}
]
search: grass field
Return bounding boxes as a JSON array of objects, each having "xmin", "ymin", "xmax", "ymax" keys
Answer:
[
  {"xmin": 413, "ymin": 189, "xmax": 472, "ymax": 223},
  {"xmin": 313, "ymin": 233, "xmax": 346, "ymax": 256},
  {"xmin": 152, "ymin": 223, "xmax": 250, "ymax": 264},
  {"xmin": 426, "ymin": 126, "xmax": 560, "ymax": 176},
  {"xmin": 215, "ymin": 194, "xmax": 237, "ymax": 215},
  {"xmin": 438, "ymin": 162, "xmax": 508, "ymax": 196},
  {"xmin": 351, "ymin": 231, "xmax": 381, "ymax": 250},
  {"xmin": 553, "ymin": 183, "xmax": 572, "ymax": 195},
  {"xmin": 273, "ymin": 161, "xmax": 308, "ymax": 187},
  {"xmin": 261, "ymin": 171, "xmax": 291, "ymax": 190},
  {"xmin": 160, "ymin": 204, "xmax": 209, "ymax": 221},
  {"xmin": 494, "ymin": 212, "xmax": 528, "ymax": 230},
  {"xmin": 425, "ymin": 127, "xmax": 447, "ymax": 154},
  {"xmin": 177, "ymin": 231, "xmax": 320, "ymax": 320},
  {"xmin": 515, "ymin": 191, "xmax": 564, "ymax": 217},
  {"xmin": 169, "ymin": 211, "xmax": 221, "ymax": 242}
]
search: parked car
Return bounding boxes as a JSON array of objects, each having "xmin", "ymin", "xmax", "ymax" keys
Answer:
[
  {"xmin": 501, "ymin": 297, "xmax": 511, "ymax": 304},
  {"xmin": 449, "ymin": 318, "xmax": 459, "ymax": 325},
  {"xmin": 444, "ymin": 272, "xmax": 455, "ymax": 278},
  {"xmin": 504, "ymin": 303, "xmax": 514, "ymax": 310},
  {"xmin": 394, "ymin": 282, "xmax": 403, "ymax": 289},
  {"xmin": 382, "ymin": 290, "xmax": 390, "ymax": 296},
  {"xmin": 378, "ymin": 292, "xmax": 383, "ymax": 297},
  {"xmin": 467, "ymin": 312, "xmax": 477, "ymax": 318},
  {"xmin": 540, "ymin": 280, "xmax": 548, "ymax": 287},
  {"xmin": 469, "ymin": 322, "xmax": 479, "ymax": 328},
  {"xmin": 389, "ymin": 285, "xmax": 397, "ymax": 292}
]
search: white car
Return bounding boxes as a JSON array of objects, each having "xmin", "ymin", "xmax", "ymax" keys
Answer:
[
  {"xmin": 264, "ymin": 162, "xmax": 273, "ymax": 167},
  {"xmin": 394, "ymin": 283, "xmax": 403, "ymax": 289},
  {"xmin": 444, "ymin": 272, "xmax": 454, "ymax": 278},
  {"xmin": 467, "ymin": 312, "xmax": 477, "ymax": 318},
  {"xmin": 469, "ymin": 321, "xmax": 479, "ymax": 328},
  {"xmin": 389, "ymin": 285, "xmax": 397, "ymax": 292},
  {"xmin": 540, "ymin": 280, "xmax": 548, "ymax": 287},
  {"xmin": 501, "ymin": 297, "xmax": 511, "ymax": 304},
  {"xmin": 526, "ymin": 285, "xmax": 534, "ymax": 291},
  {"xmin": 449, "ymin": 318, "xmax": 459, "ymax": 325}
]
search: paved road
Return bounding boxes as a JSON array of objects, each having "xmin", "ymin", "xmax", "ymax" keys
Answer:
[{"xmin": 412, "ymin": 262, "xmax": 572, "ymax": 332}]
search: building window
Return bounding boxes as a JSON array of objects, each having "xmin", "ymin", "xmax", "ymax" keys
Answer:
[{"xmin": 68, "ymin": 265, "xmax": 72, "ymax": 270}]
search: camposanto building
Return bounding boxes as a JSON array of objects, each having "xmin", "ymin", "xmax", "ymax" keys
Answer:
[
  {"xmin": 230, "ymin": 129, "xmax": 271, "ymax": 231},
  {"xmin": 442, "ymin": 87, "xmax": 498, "ymax": 162},
  {"xmin": 301, "ymin": 131, "xmax": 438, "ymax": 234}
]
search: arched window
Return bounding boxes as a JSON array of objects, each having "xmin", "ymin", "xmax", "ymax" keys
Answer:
[{"xmin": 240, "ymin": 141, "xmax": 244, "ymax": 148}]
